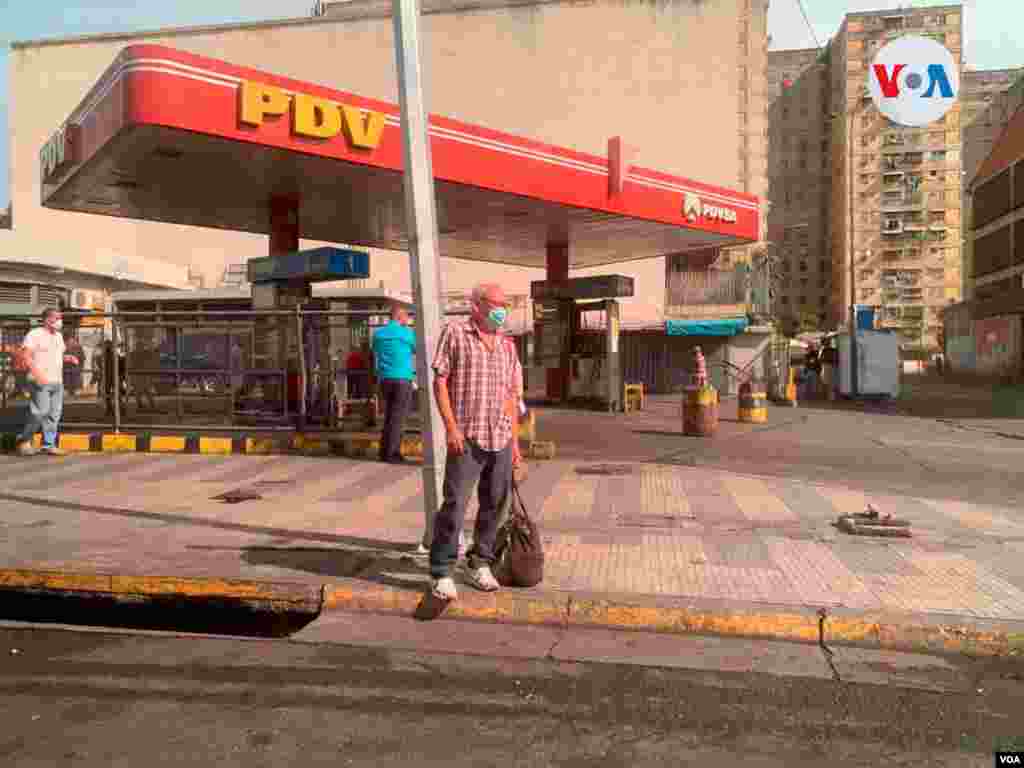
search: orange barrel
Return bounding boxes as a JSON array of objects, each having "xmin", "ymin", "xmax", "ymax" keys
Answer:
[
  {"xmin": 682, "ymin": 384, "xmax": 719, "ymax": 437},
  {"xmin": 738, "ymin": 379, "xmax": 768, "ymax": 424}
]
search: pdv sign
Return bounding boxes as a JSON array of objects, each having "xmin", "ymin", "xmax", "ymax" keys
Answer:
[{"xmin": 868, "ymin": 35, "xmax": 959, "ymax": 127}]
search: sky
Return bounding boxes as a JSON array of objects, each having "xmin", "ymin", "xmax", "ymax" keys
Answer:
[{"xmin": 1, "ymin": 0, "xmax": 1022, "ymax": 209}]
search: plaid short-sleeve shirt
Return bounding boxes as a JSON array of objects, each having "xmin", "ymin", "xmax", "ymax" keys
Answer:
[{"xmin": 432, "ymin": 318, "xmax": 523, "ymax": 452}]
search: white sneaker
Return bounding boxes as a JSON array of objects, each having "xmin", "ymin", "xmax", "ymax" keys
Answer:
[
  {"xmin": 415, "ymin": 543, "xmax": 429, "ymax": 556},
  {"xmin": 464, "ymin": 565, "xmax": 500, "ymax": 593},
  {"xmin": 430, "ymin": 576, "xmax": 458, "ymax": 601}
]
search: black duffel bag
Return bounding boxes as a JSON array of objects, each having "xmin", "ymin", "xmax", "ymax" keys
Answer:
[{"xmin": 493, "ymin": 478, "xmax": 544, "ymax": 588}]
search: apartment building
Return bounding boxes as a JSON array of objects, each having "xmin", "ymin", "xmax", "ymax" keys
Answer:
[
  {"xmin": 766, "ymin": 48, "xmax": 832, "ymax": 328},
  {"xmin": 962, "ymin": 69, "xmax": 1024, "ymax": 298},
  {"xmin": 827, "ymin": 5, "xmax": 965, "ymax": 352}
]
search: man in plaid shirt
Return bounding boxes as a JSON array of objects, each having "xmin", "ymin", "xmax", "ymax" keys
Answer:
[{"xmin": 429, "ymin": 282, "xmax": 523, "ymax": 601}]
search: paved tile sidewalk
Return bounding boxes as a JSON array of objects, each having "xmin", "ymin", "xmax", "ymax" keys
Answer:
[{"xmin": 2, "ymin": 453, "xmax": 1024, "ymax": 623}]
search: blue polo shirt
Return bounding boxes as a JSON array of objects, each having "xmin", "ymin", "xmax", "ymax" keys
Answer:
[{"xmin": 371, "ymin": 320, "xmax": 416, "ymax": 381}]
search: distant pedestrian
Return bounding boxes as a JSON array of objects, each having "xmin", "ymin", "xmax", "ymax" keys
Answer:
[
  {"xmin": 14, "ymin": 308, "xmax": 79, "ymax": 456},
  {"xmin": 802, "ymin": 343, "xmax": 822, "ymax": 400},
  {"xmin": 429, "ymin": 282, "xmax": 524, "ymax": 601},
  {"xmin": 345, "ymin": 343, "xmax": 371, "ymax": 400},
  {"xmin": 372, "ymin": 302, "xmax": 416, "ymax": 464},
  {"xmin": 63, "ymin": 334, "xmax": 84, "ymax": 396},
  {"xmin": 101, "ymin": 340, "xmax": 128, "ymax": 417}
]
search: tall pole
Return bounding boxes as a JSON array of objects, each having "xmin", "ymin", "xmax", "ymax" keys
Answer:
[
  {"xmin": 847, "ymin": 109, "xmax": 859, "ymax": 398},
  {"xmin": 392, "ymin": 0, "xmax": 446, "ymax": 548}
]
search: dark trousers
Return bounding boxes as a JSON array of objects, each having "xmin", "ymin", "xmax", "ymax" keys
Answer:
[
  {"xmin": 429, "ymin": 438, "xmax": 513, "ymax": 579},
  {"xmin": 379, "ymin": 378, "xmax": 414, "ymax": 461}
]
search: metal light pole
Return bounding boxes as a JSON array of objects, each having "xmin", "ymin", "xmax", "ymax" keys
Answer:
[{"xmin": 392, "ymin": 0, "xmax": 447, "ymax": 548}]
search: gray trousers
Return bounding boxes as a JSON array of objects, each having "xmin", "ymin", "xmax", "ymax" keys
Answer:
[{"xmin": 429, "ymin": 438, "xmax": 513, "ymax": 579}]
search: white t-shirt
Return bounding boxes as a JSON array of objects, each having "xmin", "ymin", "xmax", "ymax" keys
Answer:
[{"xmin": 23, "ymin": 327, "xmax": 65, "ymax": 385}]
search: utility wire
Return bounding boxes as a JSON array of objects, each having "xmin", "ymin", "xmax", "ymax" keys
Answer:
[{"xmin": 794, "ymin": 0, "xmax": 824, "ymax": 49}]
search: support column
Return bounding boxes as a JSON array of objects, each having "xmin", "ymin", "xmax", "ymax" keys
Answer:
[
  {"xmin": 265, "ymin": 196, "xmax": 300, "ymax": 420},
  {"xmin": 545, "ymin": 242, "xmax": 570, "ymax": 402},
  {"xmin": 269, "ymin": 197, "xmax": 300, "ymax": 257}
]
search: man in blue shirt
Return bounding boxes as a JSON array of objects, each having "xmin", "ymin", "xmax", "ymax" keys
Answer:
[{"xmin": 371, "ymin": 302, "xmax": 417, "ymax": 463}]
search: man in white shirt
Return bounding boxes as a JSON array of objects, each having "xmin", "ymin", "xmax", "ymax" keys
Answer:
[{"xmin": 15, "ymin": 308, "xmax": 79, "ymax": 456}]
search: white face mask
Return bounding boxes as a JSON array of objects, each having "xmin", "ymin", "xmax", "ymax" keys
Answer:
[{"xmin": 51, "ymin": 319, "xmax": 63, "ymax": 331}]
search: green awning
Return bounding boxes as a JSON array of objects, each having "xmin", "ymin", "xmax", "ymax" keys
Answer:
[{"xmin": 665, "ymin": 318, "xmax": 749, "ymax": 337}]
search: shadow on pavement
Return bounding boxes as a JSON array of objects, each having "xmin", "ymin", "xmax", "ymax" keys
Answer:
[
  {"xmin": 240, "ymin": 544, "xmax": 430, "ymax": 592},
  {"xmin": 240, "ymin": 544, "xmax": 443, "ymax": 620},
  {"xmin": 0, "ymin": 589, "xmax": 319, "ymax": 638},
  {"xmin": 0, "ymin": 491, "xmax": 415, "ymax": 551}
]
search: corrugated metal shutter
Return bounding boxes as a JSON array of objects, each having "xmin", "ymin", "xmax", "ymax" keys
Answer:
[
  {"xmin": 36, "ymin": 285, "xmax": 66, "ymax": 309},
  {"xmin": 621, "ymin": 332, "xmax": 728, "ymax": 395},
  {"xmin": 0, "ymin": 283, "xmax": 32, "ymax": 304}
]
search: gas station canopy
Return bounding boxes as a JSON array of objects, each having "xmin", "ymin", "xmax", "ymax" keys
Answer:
[{"xmin": 40, "ymin": 45, "xmax": 760, "ymax": 269}]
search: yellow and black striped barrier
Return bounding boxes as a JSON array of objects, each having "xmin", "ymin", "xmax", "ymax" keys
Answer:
[
  {"xmin": 682, "ymin": 385, "xmax": 719, "ymax": 437},
  {"xmin": 738, "ymin": 380, "xmax": 768, "ymax": 424}
]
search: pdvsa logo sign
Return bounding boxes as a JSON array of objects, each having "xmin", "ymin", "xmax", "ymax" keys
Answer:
[
  {"xmin": 868, "ymin": 35, "xmax": 959, "ymax": 127},
  {"xmin": 683, "ymin": 192, "xmax": 737, "ymax": 225}
]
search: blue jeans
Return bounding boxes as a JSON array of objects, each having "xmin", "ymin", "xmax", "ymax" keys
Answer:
[
  {"xmin": 19, "ymin": 382, "xmax": 64, "ymax": 448},
  {"xmin": 429, "ymin": 438, "xmax": 513, "ymax": 579}
]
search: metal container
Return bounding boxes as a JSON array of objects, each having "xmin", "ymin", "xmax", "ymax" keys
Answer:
[
  {"xmin": 682, "ymin": 385, "xmax": 718, "ymax": 437},
  {"xmin": 737, "ymin": 379, "xmax": 768, "ymax": 424}
]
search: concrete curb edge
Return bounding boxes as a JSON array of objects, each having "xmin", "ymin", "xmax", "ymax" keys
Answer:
[
  {"xmin": 2, "ymin": 432, "xmax": 555, "ymax": 460},
  {"xmin": 322, "ymin": 581, "xmax": 1024, "ymax": 658},
  {"xmin": 2, "ymin": 566, "xmax": 1022, "ymax": 657},
  {"xmin": 0, "ymin": 568, "xmax": 324, "ymax": 616}
]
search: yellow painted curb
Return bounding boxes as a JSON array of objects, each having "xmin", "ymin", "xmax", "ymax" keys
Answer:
[
  {"xmin": 400, "ymin": 436, "xmax": 423, "ymax": 457},
  {"xmin": 199, "ymin": 437, "xmax": 233, "ymax": 455},
  {"xmin": 58, "ymin": 433, "xmax": 92, "ymax": 453},
  {"xmin": 150, "ymin": 435, "xmax": 187, "ymax": 453},
  {"xmin": 320, "ymin": 581, "xmax": 1024, "ymax": 657},
  {"xmin": 102, "ymin": 434, "xmax": 136, "ymax": 452},
  {"xmin": 245, "ymin": 437, "xmax": 280, "ymax": 455},
  {"xmin": 302, "ymin": 440, "xmax": 332, "ymax": 456}
]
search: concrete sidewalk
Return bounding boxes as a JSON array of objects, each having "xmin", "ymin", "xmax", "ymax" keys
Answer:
[{"xmin": 1, "ymin": 451, "xmax": 1023, "ymax": 655}]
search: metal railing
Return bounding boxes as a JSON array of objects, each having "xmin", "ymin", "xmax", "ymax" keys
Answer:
[{"xmin": 1, "ymin": 307, "xmax": 440, "ymax": 434}]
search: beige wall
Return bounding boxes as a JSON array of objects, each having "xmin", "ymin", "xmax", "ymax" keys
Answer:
[{"xmin": 5, "ymin": 0, "xmax": 763, "ymax": 322}]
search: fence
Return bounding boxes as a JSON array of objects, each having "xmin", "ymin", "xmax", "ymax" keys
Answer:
[{"xmin": 1, "ymin": 307, "xmax": 433, "ymax": 434}]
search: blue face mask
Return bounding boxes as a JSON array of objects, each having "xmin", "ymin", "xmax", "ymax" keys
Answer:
[{"xmin": 486, "ymin": 307, "xmax": 508, "ymax": 330}]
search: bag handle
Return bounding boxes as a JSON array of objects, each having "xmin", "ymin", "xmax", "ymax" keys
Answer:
[{"xmin": 509, "ymin": 476, "xmax": 531, "ymax": 523}]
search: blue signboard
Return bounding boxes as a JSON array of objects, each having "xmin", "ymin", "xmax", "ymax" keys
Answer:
[
  {"xmin": 248, "ymin": 247, "xmax": 370, "ymax": 284},
  {"xmin": 666, "ymin": 318, "xmax": 749, "ymax": 337}
]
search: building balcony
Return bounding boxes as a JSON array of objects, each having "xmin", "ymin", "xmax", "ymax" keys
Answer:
[
  {"xmin": 665, "ymin": 268, "xmax": 751, "ymax": 319},
  {"xmin": 881, "ymin": 195, "xmax": 925, "ymax": 212}
]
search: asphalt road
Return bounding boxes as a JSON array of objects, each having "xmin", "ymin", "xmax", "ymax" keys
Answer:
[
  {"xmin": 1, "ymin": 618, "xmax": 1022, "ymax": 767},
  {"xmin": 534, "ymin": 396, "xmax": 1024, "ymax": 508}
]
